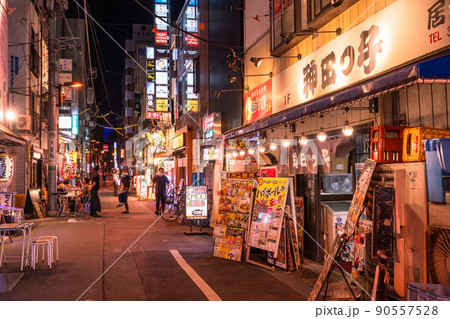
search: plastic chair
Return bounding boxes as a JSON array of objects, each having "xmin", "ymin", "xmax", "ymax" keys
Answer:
[{"xmin": 80, "ymin": 196, "xmax": 90, "ymax": 214}]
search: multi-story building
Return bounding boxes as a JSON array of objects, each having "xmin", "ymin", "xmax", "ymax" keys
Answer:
[
  {"xmin": 122, "ymin": 24, "xmax": 154, "ymax": 172},
  {"xmin": 8, "ymin": 0, "xmax": 49, "ymax": 193},
  {"xmin": 55, "ymin": 17, "xmax": 87, "ymax": 175},
  {"xmin": 171, "ymin": 0, "xmax": 244, "ymax": 187},
  {"xmin": 223, "ymin": 0, "xmax": 450, "ymax": 297}
]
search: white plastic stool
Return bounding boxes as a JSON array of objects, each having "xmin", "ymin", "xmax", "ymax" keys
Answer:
[
  {"xmin": 39, "ymin": 235, "xmax": 59, "ymax": 262},
  {"xmin": 31, "ymin": 239, "xmax": 53, "ymax": 270}
]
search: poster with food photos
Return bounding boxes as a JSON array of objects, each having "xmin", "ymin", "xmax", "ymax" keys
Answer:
[
  {"xmin": 213, "ymin": 225, "xmax": 245, "ymax": 262},
  {"xmin": 213, "ymin": 179, "xmax": 254, "ymax": 262},
  {"xmin": 247, "ymin": 178, "xmax": 288, "ymax": 253},
  {"xmin": 216, "ymin": 179, "xmax": 254, "ymax": 230}
]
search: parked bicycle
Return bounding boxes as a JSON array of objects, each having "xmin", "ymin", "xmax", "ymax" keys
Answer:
[{"xmin": 159, "ymin": 185, "xmax": 186, "ymax": 222}]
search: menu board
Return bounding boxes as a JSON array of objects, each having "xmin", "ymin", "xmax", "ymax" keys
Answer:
[
  {"xmin": 307, "ymin": 235, "xmax": 343, "ymax": 301},
  {"xmin": 213, "ymin": 225, "xmax": 245, "ymax": 262},
  {"xmin": 247, "ymin": 178, "xmax": 288, "ymax": 253},
  {"xmin": 268, "ymin": 218, "xmax": 288, "ymax": 269},
  {"xmin": 213, "ymin": 179, "xmax": 253, "ymax": 262},
  {"xmin": 344, "ymin": 159, "xmax": 376, "ymax": 235},
  {"xmin": 186, "ymin": 185, "xmax": 208, "ymax": 220},
  {"xmin": 216, "ymin": 180, "xmax": 253, "ymax": 229}
]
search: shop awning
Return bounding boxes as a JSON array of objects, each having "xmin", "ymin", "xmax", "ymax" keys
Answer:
[
  {"xmin": 0, "ymin": 124, "xmax": 26, "ymax": 146},
  {"xmin": 224, "ymin": 52, "xmax": 450, "ymax": 139}
]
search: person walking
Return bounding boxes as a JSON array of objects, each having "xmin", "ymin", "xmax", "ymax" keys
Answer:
[
  {"xmin": 102, "ymin": 171, "xmax": 107, "ymax": 186},
  {"xmin": 151, "ymin": 167, "xmax": 170, "ymax": 215},
  {"xmin": 117, "ymin": 169, "xmax": 132, "ymax": 214},
  {"xmin": 89, "ymin": 165, "xmax": 102, "ymax": 217},
  {"xmin": 113, "ymin": 170, "xmax": 120, "ymax": 196}
]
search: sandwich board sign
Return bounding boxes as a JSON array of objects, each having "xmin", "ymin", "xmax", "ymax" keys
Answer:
[{"xmin": 245, "ymin": 177, "xmax": 297, "ymax": 271}]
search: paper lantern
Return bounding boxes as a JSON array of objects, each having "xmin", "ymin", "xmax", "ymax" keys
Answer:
[{"xmin": 61, "ymin": 161, "xmax": 77, "ymax": 179}]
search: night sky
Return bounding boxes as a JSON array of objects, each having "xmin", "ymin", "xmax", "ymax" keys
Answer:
[{"xmin": 66, "ymin": 0, "xmax": 185, "ymax": 119}]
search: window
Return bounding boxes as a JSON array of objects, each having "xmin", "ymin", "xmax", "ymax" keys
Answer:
[
  {"xmin": 30, "ymin": 30, "xmax": 40, "ymax": 77},
  {"xmin": 308, "ymin": 0, "xmax": 331, "ymax": 22},
  {"xmin": 270, "ymin": 0, "xmax": 303, "ymax": 56}
]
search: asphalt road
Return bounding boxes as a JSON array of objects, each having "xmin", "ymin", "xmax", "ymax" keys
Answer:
[{"xmin": 0, "ymin": 185, "xmax": 312, "ymax": 301}]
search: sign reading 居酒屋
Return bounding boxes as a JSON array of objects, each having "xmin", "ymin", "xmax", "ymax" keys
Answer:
[
  {"xmin": 244, "ymin": 79, "xmax": 272, "ymax": 125},
  {"xmin": 273, "ymin": 0, "xmax": 450, "ymax": 114},
  {"xmin": 186, "ymin": 185, "xmax": 208, "ymax": 220}
]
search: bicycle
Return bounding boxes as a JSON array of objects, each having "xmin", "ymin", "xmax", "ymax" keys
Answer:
[{"xmin": 159, "ymin": 186, "xmax": 185, "ymax": 222}]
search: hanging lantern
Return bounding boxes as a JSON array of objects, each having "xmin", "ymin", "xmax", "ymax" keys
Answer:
[
  {"xmin": 0, "ymin": 154, "xmax": 14, "ymax": 181},
  {"xmin": 61, "ymin": 161, "xmax": 77, "ymax": 179},
  {"xmin": 342, "ymin": 121, "xmax": 354, "ymax": 137},
  {"xmin": 317, "ymin": 129, "xmax": 328, "ymax": 142},
  {"xmin": 299, "ymin": 135, "xmax": 308, "ymax": 145}
]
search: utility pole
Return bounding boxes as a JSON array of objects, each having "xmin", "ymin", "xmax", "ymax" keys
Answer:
[{"xmin": 47, "ymin": 6, "xmax": 58, "ymax": 216}]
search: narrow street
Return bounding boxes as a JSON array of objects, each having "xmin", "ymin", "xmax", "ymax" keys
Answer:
[{"xmin": 0, "ymin": 185, "xmax": 312, "ymax": 301}]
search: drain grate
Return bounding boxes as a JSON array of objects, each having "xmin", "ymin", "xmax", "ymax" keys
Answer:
[{"xmin": 0, "ymin": 273, "xmax": 24, "ymax": 292}]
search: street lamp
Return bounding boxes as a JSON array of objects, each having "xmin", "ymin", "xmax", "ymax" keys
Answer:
[
  {"xmin": 57, "ymin": 81, "xmax": 83, "ymax": 106},
  {"xmin": 5, "ymin": 110, "xmax": 16, "ymax": 121}
]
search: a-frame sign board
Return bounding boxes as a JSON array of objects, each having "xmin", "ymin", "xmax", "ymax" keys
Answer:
[
  {"xmin": 308, "ymin": 159, "xmax": 376, "ymax": 301},
  {"xmin": 245, "ymin": 178, "xmax": 298, "ymax": 271}
]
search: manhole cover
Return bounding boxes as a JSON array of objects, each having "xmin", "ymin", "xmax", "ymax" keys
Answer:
[{"xmin": 0, "ymin": 273, "xmax": 24, "ymax": 292}]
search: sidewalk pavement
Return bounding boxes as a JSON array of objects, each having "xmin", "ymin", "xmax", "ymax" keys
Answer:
[{"xmin": 0, "ymin": 186, "xmax": 331, "ymax": 301}]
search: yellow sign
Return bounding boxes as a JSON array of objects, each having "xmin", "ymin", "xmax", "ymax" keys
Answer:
[
  {"xmin": 249, "ymin": 178, "xmax": 289, "ymax": 252},
  {"xmin": 187, "ymin": 100, "xmax": 198, "ymax": 113},
  {"xmin": 69, "ymin": 152, "xmax": 77, "ymax": 163},
  {"xmin": 155, "ymin": 99, "xmax": 169, "ymax": 112},
  {"xmin": 173, "ymin": 134, "xmax": 185, "ymax": 149}
]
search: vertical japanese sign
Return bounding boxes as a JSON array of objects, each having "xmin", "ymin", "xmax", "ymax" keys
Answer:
[
  {"xmin": 186, "ymin": 185, "xmax": 208, "ymax": 220},
  {"xmin": 48, "ymin": 131, "xmax": 57, "ymax": 167},
  {"xmin": 248, "ymin": 178, "xmax": 288, "ymax": 253},
  {"xmin": 243, "ymin": 79, "xmax": 272, "ymax": 125}
]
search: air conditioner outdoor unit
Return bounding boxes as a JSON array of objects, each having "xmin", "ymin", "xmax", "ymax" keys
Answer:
[{"xmin": 16, "ymin": 115, "xmax": 32, "ymax": 131}]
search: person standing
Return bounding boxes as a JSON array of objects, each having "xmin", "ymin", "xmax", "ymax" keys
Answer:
[
  {"xmin": 89, "ymin": 165, "xmax": 102, "ymax": 217},
  {"xmin": 117, "ymin": 169, "xmax": 132, "ymax": 214},
  {"xmin": 152, "ymin": 167, "xmax": 170, "ymax": 215},
  {"xmin": 113, "ymin": 170, "xmax": 120, "ymax": 196}
]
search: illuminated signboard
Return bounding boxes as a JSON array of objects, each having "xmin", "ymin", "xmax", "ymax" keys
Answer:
[
  {"xmin": 147, "ymin": 112, "xmax": 161, "ymax": 119},
  {"xmin": 186, "ymin": 185, "xmax": 208, "ymax": 220},
  {"xmin": 155, "ymin": 59, "xmax": 169, "ymax": 71},
  {"xmin": 72, "ymin": 114, "xmax": 79, "ymax": 135},
  {"xmin": 173, "ymin": 134, "xmax": 185, "ymax": 149},
  {"xmin": 155, "ymin": 31, "xmax": 168, "ymax": 44},
  {"xmin": 187, "ymin": 100, "xmax": 198, "ymax": 113},
  {"xmin": 58, "ymin": 115, "xmax": 72, "ymax": 129},
  {"xmin": 156, "ymin": 86, "xmax": 169, "ymax": 98},
  {"xmin": 147, "ymin": 82, "xmax": 155, "ymax": 94},
  {"xmin": 156, "ymin": 99, "xmax": 169, "ymax": 112},
  {"xmin": 146, "ymin": 47, "xmax": 154, "ymax": 59},
  {"xmin": 155, "ymin": 72, "xmax": 169, "ymax": 84},
  {"xmin": 186, "ymin": 34, "xmax": 198, "ymax": 46},
  {"xmin": 203, "ymin": 114, "xmax": 215, "ymax": 131},
  {"xmin": 121, "ymin": 149, "xmax": 125, "ymax": 158}
]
